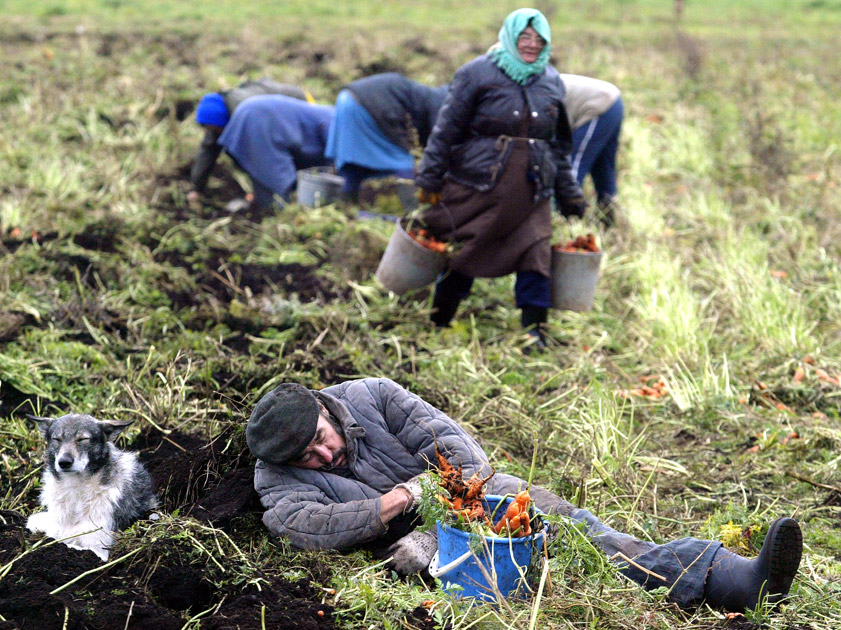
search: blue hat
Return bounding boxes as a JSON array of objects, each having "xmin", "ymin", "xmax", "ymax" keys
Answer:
[{"xmin": 195, "ymin": 93, "xmax": 229, "ymax": 127}]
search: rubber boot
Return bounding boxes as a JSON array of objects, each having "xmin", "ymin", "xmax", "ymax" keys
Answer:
[
  {"xmin": 430, "ymin": 292, "xmax": 462, "ymax": 328},
  {"xmin": 596, "ymin": 195, "xmax": 619, "ymax": 228},
  {"xmin": 521, "ymin": 306, "xmax": 548, "ymax": 352},
  {"xmin": 703, "ymin": 517, "xmax": 802, "ymax": 612}
]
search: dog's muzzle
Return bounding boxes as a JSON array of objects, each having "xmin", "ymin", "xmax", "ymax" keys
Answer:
[{"xmin": 57, "ymin": 455, "xmax": 74, "ymax": 471}]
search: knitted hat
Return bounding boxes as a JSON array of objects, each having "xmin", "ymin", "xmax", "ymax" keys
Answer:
[
  {"xmin": 246, "ymin": 383, "xmax": 319, "ymax": 465},
  {"xmin": 195, "ymin": 93, "xmax": 230, "ymax": 127}
]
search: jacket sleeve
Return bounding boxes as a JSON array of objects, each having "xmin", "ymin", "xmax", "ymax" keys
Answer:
[
  {"xmin": 372, "ymin": 378, "xmax": 490, "ymax": 479},
  {"xmin": 189, "ymin": 128, "xmax": 223, "ymax": 192},
  {"xmin": 255, "ymin": 463, "xmax": 388, "ymax": 550},
  {"xmin": 415, "ymin": 64, "xmax": 479, "ymax": 193},
  {"xmin": 551, "ymin": 102, "xmax": 584, "ymax": 203}
]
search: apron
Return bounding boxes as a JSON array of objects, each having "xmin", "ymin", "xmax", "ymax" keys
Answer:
[{"xmin": 422, "ymin": 112, "xmax": 552, "ymax": 278}]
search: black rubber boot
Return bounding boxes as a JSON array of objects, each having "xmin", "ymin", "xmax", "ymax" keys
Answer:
[
  {"xmin": 703, "ymin": 517, "xmax": 802, "ymax": 612},
  {"xmin": 430, "ymin": 292, "xmax": 462, "ymax": 328},
  {"xmin": 596, "ymin": 195, "xmax": 620, "ymax": 228},
  {"xmin": 521, "ymin": 306, "xmax": 548, "ymax": 352}
]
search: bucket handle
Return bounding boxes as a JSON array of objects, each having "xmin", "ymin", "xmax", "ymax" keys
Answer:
[{"xmin": 428, "ymin": 549, "xmax": 473, "ymax": 579}]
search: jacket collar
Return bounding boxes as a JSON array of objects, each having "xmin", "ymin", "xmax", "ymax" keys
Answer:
[{"xmin": 313, "ymin": 390, "xmax": 366, "ymax": 443}]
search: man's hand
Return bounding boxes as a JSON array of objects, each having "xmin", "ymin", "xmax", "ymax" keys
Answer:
[
  {"xmin": 416, "ymin": 189, "xmax": 443, "ymax": 205},
  {"xmin": 386, "ymin": 529, "xmax": 438, "ymax": 575},
  {"xmin": 186, "ymin": 190, "xmax": 201, "ymax": 204},
  {"xmin": 393, "ymin": 473, "xmax": 428, "ymax": 510},
  {"xmin": 558, "ymin": 195, "xmax": 588, "ymax": 219}
]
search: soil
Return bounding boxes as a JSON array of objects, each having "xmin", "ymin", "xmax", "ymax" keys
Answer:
[
  {"xmin": 0, "ymin": 422, "xmax": 444, "ymax": 629},
  {"xmin": 0, "ymin": 380, "xmax": 62, "ymax": 419},
  {"xmin": 0, "ymin": 427, "xmax": 346, "ymax": 630}
]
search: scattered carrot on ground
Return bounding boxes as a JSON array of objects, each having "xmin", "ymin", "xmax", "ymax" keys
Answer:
[
  {"xmin": 815, "ymin": 368, "xmax": 841, "ymax": 387},
  {"xmin": 553, "ymin": 233, "xmax": 600, "ymax": 253},
  {"xmin": 408, "ymin": 228, "xmax": 448, "ymax": 253},
  {"xmin": 618, "ymin": 375, "xmax": 668, "ymax": 400}
]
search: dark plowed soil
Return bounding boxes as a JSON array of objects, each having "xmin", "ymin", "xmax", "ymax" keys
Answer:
[{"xmin": 0, "ymin": 427, "xmax": 345, "ymax": 629}]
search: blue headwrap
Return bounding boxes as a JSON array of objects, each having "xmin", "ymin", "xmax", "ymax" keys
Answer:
[
  {"xmin": 195, "ymin": 93, "xmax": 229, "ymax": 127},
  {"xmin": 489, "ymin": 8, "xmax": 552, "ymax": 85}
]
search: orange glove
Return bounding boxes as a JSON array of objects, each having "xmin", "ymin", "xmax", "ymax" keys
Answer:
[{"xmin": 416, "ymin": 189, "xmax": 443, "ymax": 205}]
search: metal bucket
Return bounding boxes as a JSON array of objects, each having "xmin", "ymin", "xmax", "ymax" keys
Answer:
[
  {"xmin": 375, "ymin": 218, "xmax": 447, "ymax": 294},
  {"xmin": 550, "ymin": 249, "xmax": 603, "ymax": 311},
  {"xmin": 296, "ymin": 167, "xmax": 344, "ymax": 207}
]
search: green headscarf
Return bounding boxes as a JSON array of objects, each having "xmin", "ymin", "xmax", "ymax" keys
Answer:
[{"xmin": 489, "ymin": 8, "xmax": 552, "ymax": 85}]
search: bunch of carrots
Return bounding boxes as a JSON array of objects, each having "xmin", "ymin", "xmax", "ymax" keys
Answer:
[
  {"xmin": 491, "ymin": 489, "xmax": 532, "ymax": 537},
  {"xmin": 434, "ymin": 445, "xmax": 495, "ymax": 521},
  {"xmin": 408, "ymin": 228, "xmax": 448, "ymax": 254},
  {"xmin": 433, "ymin": 445, "xmax": 534, "ymax": 537},
  {"xmin": 554, "ymin": 233, "xmax": 600, "ymax": 253}
]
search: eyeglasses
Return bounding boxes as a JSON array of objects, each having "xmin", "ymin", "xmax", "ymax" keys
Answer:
[{"xmin": 517, "ymin": 33, "xmax": 547, "ymax": 47}]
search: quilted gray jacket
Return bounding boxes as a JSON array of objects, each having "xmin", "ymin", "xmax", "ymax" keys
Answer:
[{"xmin": 253, "ymin": 378, "xmax": 489, "ymax": 550}]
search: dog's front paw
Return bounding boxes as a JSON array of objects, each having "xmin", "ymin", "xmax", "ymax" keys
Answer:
[{"xmin": 26, "ymin": 511, "xmax": 50, "ymax": 534}]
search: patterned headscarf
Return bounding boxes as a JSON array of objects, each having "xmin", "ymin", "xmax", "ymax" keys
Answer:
[{"xmin": 489, "ymin": 8, "xmax": 552, "ymax": 85}]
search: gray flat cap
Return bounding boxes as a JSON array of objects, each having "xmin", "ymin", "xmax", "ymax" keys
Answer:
[{"xmin": 246, "ymin": 383, "xmax": 319, "ymax": 465}]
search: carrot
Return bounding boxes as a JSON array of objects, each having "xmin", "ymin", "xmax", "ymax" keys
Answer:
[
  {"xmin": 553, "ymin": 233, "xmax": 600, "ymax": 253},
  {"xmin": 409, "ymin": 229, "xmax": 449, "ymax": 253}
]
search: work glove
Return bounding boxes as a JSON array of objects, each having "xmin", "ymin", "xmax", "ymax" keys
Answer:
[
  {"xmin": 557, "ymin": 195, "xmax": 588, "ymax": 219},
  {"xmin": 386, "ymin": 529, "xmax": 438, "ymax": 575},
  {"xmin": 416, "ymin": 189, "xmax": 443, "ymax": 205},
  {"xmin": 393, "ymin": 473, "xmax": 428, "ymax": 510}
]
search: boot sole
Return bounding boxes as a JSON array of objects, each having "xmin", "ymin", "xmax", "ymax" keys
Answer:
[{"xmin": 764, "ymin": 517, "xmax": 803, "ymax": 606}]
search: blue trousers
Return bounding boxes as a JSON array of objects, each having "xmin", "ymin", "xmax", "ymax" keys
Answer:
[
  {"xmin": 434, "ymin": 269, "xmax": 551, "ymax": 309},
  {"xmin": 570, "ymin": 97, "xmax": 624, "ymax": 201},
  {"xmin": 489, "ymin": 473, "xmax": 720, "ymax": 607}
]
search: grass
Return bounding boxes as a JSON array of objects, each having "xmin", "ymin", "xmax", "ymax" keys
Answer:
[{"xmin": 1, "ymin": 0, "xmax": 841, "ymax": 628}]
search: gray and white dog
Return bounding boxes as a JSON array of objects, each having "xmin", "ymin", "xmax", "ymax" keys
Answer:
[{"xmin": 26, "ymin": 414, "xmax": 158, "ymax": 561}]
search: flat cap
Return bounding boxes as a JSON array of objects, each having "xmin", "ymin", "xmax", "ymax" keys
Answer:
[{"xmin": 246, "ymin": 383, "xmax": 319, "ymax": 465}]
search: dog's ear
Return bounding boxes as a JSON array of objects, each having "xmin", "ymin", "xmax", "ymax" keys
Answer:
[
  {"xmin": 26, "ymin": 415, "xmax": 55, "ymax": 438},
  {"xmin": 100, "ymin": 419, "xmax": 135, "ymax": 442}
]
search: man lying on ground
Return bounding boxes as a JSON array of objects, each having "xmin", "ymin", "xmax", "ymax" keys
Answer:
[{"xmin": 246, "ymin": 377, "xmax": 802, "ymax": 612}]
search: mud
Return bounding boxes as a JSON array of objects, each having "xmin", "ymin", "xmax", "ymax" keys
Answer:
[
  {"xmin": 0, "ymin": 380, "xmax": 61, "ymax": 418},
  {"xmin": 0, "ymin": 427, "xmax": 345, "ymax": 630}
]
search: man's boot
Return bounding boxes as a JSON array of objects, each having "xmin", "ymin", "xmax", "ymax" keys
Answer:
[
  {"xmin": 521, "ymin": 306, "xmax": 548, "ymax": 352},
  {"xmin": 703, "ymin": 517, "xmax": 802, "ymax": 612},
  {"xmin": 430, "ymin": 292, "xmax": 462, "ymax": 327}
]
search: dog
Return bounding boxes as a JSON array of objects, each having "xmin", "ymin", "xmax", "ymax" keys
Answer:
[{"xmin": 26, "ymin": 414, "xmax": 158, "ymax": 561}]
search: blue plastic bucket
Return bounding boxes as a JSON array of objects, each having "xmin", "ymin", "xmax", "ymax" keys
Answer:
[{"xmin": 432, "ymin": 495, "xmax": 544, "ymax": 601}]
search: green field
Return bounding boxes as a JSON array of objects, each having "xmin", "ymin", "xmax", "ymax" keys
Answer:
[{"xmin": 1, "ymin": 1, "xmax": 840, "ymax": 628}]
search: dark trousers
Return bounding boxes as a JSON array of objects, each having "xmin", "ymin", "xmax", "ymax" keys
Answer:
[
  {"xmin": 434, "ymin": 269, "xmax": 551, "ymax": 309},
  {"xmin": 570, "ymin": 97, "xmax": 624, "ymax": 201}
]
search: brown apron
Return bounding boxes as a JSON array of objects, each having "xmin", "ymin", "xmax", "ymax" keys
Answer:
[{"xmin": 421, "ymin": 118, "xmax": 552, "ymax": 279}]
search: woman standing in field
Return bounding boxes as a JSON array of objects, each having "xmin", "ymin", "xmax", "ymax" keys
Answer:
[{"xmin": 415, "ymin": 8, "xmax": 587, "ymax": 350}]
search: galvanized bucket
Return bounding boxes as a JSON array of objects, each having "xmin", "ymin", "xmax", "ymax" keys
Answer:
[
  {"xmin": 297, "ymin": 167, "xmax": 344, "ymax": 207},
  {"xmin": 375, "ymin": 217, "xmax": 447, "ymax": 295},
  {"xmin": 550, "ymin": 249, "xmax": 603, "ymax": 311}
]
